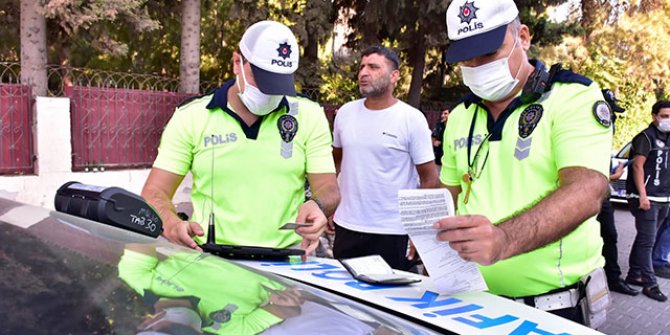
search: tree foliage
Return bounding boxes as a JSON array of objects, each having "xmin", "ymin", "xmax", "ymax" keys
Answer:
[
  {"xmin": 38, "ymin": 0, "xmax": 160, "ymax": 65},
  {"xmin": 0, "ymin": 1, "xmax": 21, "ymax": 62},
  {"xmin": 330, "ymin": 0, "xmax": 449, "ymax": 107},
  {"xmin": 229, "ymin": 0, "xmax": 336, "ymax": 92},
  {"xmin": 329, "ymin": 0, "xmax": 577, "ymax": 108},
  {"xmin": 540, "ymin": 0, "xmax": 670, "ymax": 148},
  {"xmin": 3, "ymin": 0, "xmax": 670, "ymax": 130}
]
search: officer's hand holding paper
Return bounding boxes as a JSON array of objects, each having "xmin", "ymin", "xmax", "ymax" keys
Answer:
[{"xmin": 398, "ymin": 189, "xmax": 487, "ymax": 294}]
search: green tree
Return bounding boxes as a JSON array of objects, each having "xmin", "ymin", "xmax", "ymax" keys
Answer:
[
  {"xmin": 332, "ymin": 0, "xmax": 576, "ymax": 108},
  {"xmin": 541, "ymin": 0, "xmax": 670, "ymax": 148},
  {"xmin": 39, "ymin": 0, "xmax": 160, "ymax": 66},
  {"xmin": 332, "ymin": 0, "xmax": 448, "ymax": 107},
  {"xmin": 229, "ymin": 0, "xmax": 336, "ymax": 93},
  {"xmin": 0, "ymin": 1, "xmax": 20, "ymax": 62}
]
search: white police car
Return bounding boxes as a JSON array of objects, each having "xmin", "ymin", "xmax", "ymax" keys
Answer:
[
  {"xmin": 610, "ymin": 142, "xmax": 632, "ymax": 201},
  {"xmin": 0, "ymin": 194, "xmax": 603, "ymax": 335}
]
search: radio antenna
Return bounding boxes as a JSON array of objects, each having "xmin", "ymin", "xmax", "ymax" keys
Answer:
[{"xmin": 206, "ymin": 135, "xmax": 216, "ymax": 245}]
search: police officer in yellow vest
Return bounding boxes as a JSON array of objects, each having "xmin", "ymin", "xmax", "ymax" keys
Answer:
[
  {"xmin": 141, "ymin": 21, "xmax": 339, "ymax": 258},
  {"xmin": 434, "ymin": 0, "xmax": 612, "ymax": 326}
]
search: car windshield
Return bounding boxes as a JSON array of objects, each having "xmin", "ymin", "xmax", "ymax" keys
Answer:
[
  {"xmin": 0, "ymin": 200, "xmax": 441, "ymax": 335},
  {"xmin": 0, "ymin": 198, "xmax": 604, "ymax": 335},
  {"xmin": 615, "ymin": 142, "xmax": 632, "ymax": 159}
]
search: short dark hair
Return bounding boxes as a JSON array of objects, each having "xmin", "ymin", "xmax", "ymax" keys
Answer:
[
  {"xmin": 652, "ymin": 100, "xmax": 670, "ymax": 115},
  {"xmin": 361, "ymin": 45, "xmax": 400, "ymax": 70}
]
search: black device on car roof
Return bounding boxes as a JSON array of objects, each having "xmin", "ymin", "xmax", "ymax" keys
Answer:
[{"xmin": 54, "ymin": 181, "xmax": 163, "ymax": 238}]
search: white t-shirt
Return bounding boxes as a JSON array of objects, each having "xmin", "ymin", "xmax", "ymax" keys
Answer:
[{"xmin": 333, "ymin": 99, "xmax": 434, "ymax": 234}]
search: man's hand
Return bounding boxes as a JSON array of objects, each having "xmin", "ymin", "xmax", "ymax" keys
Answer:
[
  {"xmin": 407, "ymin": 240, "xmax": 417, "ymax": 261},
  {"xmin": 141, "ymin": 168, "xmax": 205, "ymax": 250},
  {"xmin": 434, "ymin": 215, "xmax": 508, "ymax": 266},
  {"xmin": 639, "ymin": 195, "xmax": 651, "ymax": 210},
  {"xmin": 162, "ymin": 218, "xmax": 204, "ymax": 251},
  {"xmin": 631, "ymin": 155, "xmax": 649, "ymax": 210},
  {"xmin": 296, "ymin": 199, "xmax": 327, "ymax": 261},
  {"xmin": 610, "ymin": 162, "xmax": 625, "ymax": 180},
  {"xmin": 325, "ymin": 215, "xmax": 336, "ymax": 235}
]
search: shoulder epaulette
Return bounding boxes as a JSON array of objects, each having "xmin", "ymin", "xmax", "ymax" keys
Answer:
[
  {"xmin": 177, "ymin": 88, "xmax": 217, "ymax": 109},
  {"xmin": 550, "ymin": 69, "xmax": 593, "ymax": 87}
]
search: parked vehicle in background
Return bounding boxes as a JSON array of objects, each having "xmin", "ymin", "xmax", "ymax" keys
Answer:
[{"xmin": 610, "ymin": 142, "xmax": 632, "ymax": 202}]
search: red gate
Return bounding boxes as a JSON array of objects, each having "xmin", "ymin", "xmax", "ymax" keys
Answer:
[
  {"xmin": 66, "ymin": 86, "xmax": 193, "ymax": 171},
  {"xmin": 0, "ymin": 83, "xmax": 34, "ymax": 175}
]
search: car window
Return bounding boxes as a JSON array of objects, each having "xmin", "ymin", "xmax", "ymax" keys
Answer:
[{"xmin": 615, "ymin": 142, "xmax": 632, "ymax": 159}]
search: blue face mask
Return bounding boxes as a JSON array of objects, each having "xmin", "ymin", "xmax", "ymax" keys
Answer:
[
  {"xmin": 236, "ymin": 58, "xmax": 283, "ymax": 116},
  {"xmin": 460, "ymin": 35, "xmax": 521, "ymax": 102}
]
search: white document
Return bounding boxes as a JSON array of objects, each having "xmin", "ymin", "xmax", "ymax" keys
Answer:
[{"xmin": 398, "ymin": 188, "xmax": 488, "ymax": 294}]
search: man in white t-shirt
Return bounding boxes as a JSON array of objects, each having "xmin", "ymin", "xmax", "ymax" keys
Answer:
[{"xmin": 332, "ymin": 46, "xmax": 439, "ymax": 271}]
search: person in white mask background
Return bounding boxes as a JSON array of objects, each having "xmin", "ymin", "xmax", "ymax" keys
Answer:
[
  {"xmin": 624, "ymin": 100, "xmax": 670, "ymax": 302},
  {"xmin": 434, "ymin": 0, "xmax": 613, "ymax": 326},
  {"xmin": 142, "ymin": 20, "xmax": 339, "ymax": 255}
]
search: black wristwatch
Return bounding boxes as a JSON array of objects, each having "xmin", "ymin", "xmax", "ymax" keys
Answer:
[{"xmin": 308, "ymin": 198, "xmax": 324, "ymax": 212}]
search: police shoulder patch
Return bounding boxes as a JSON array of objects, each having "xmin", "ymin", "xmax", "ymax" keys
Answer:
[
  {"xmin": 518, "ymin": 104, "xmax": 544, "ymax": 138},
  {"xmin": 593, "ymin": 100, "xmax": 612, "ymax": 128}
]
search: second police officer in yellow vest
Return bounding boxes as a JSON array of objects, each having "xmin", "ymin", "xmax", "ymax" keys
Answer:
[{"xmin": 435, "ymin": 0, "xmax": 613, "ymax": 325}]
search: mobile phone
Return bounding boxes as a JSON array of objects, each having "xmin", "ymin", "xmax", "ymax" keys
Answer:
[{"xmin": 279, "ymin": 222, "xmax": 314, "ymax": 230}]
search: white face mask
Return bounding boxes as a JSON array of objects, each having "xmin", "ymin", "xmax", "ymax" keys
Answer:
[
  {"xmin": 236, "ymin": 58, "xmax": 283, "ymax": 116},
  {"xmin": 461, "ymin": 35, "xmax": 521, "ymax": 102},
  {"xmin": 658, "ymin": 119, "xmax": 670, "ymax": 133}
]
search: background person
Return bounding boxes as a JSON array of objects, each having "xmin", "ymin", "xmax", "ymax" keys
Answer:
[
  {"xmin": 624, "ymin": 100, "xmax": 670, "ymax": 302},
  {"xmin": 331, "ymin": 45, "xmax": 439, "ymax": 271},
  {"xmin": 435, "ymin": 0, "xmax": 612, "ymax": 324},
  {"xmin": 432, "ymin": 108, "xmax": 450, "ymax": 168},
  {"xmin": 141, "ymin": 20, "xmax": 339, "ymax": 257},
  {"xmin": 653, "ymin": 215, "xmax": 670, "ymax": 279},
  {"xmin": 597, "ymin": 89, "xmax": 639, "ymax": 296}
]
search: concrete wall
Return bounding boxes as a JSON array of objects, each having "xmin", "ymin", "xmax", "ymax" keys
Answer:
[{"xmin": 0, "ymin": 96, "xmax": 192, "ymax": 209}]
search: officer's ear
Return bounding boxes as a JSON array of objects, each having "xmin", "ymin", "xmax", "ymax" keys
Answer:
[
  {"xmin": 232, "ymin": 52, "xmax": 244, "ymax": 75},
  {"xmin": 518, "ymin": 25, "xmax": 531, "ymax": 52}
]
